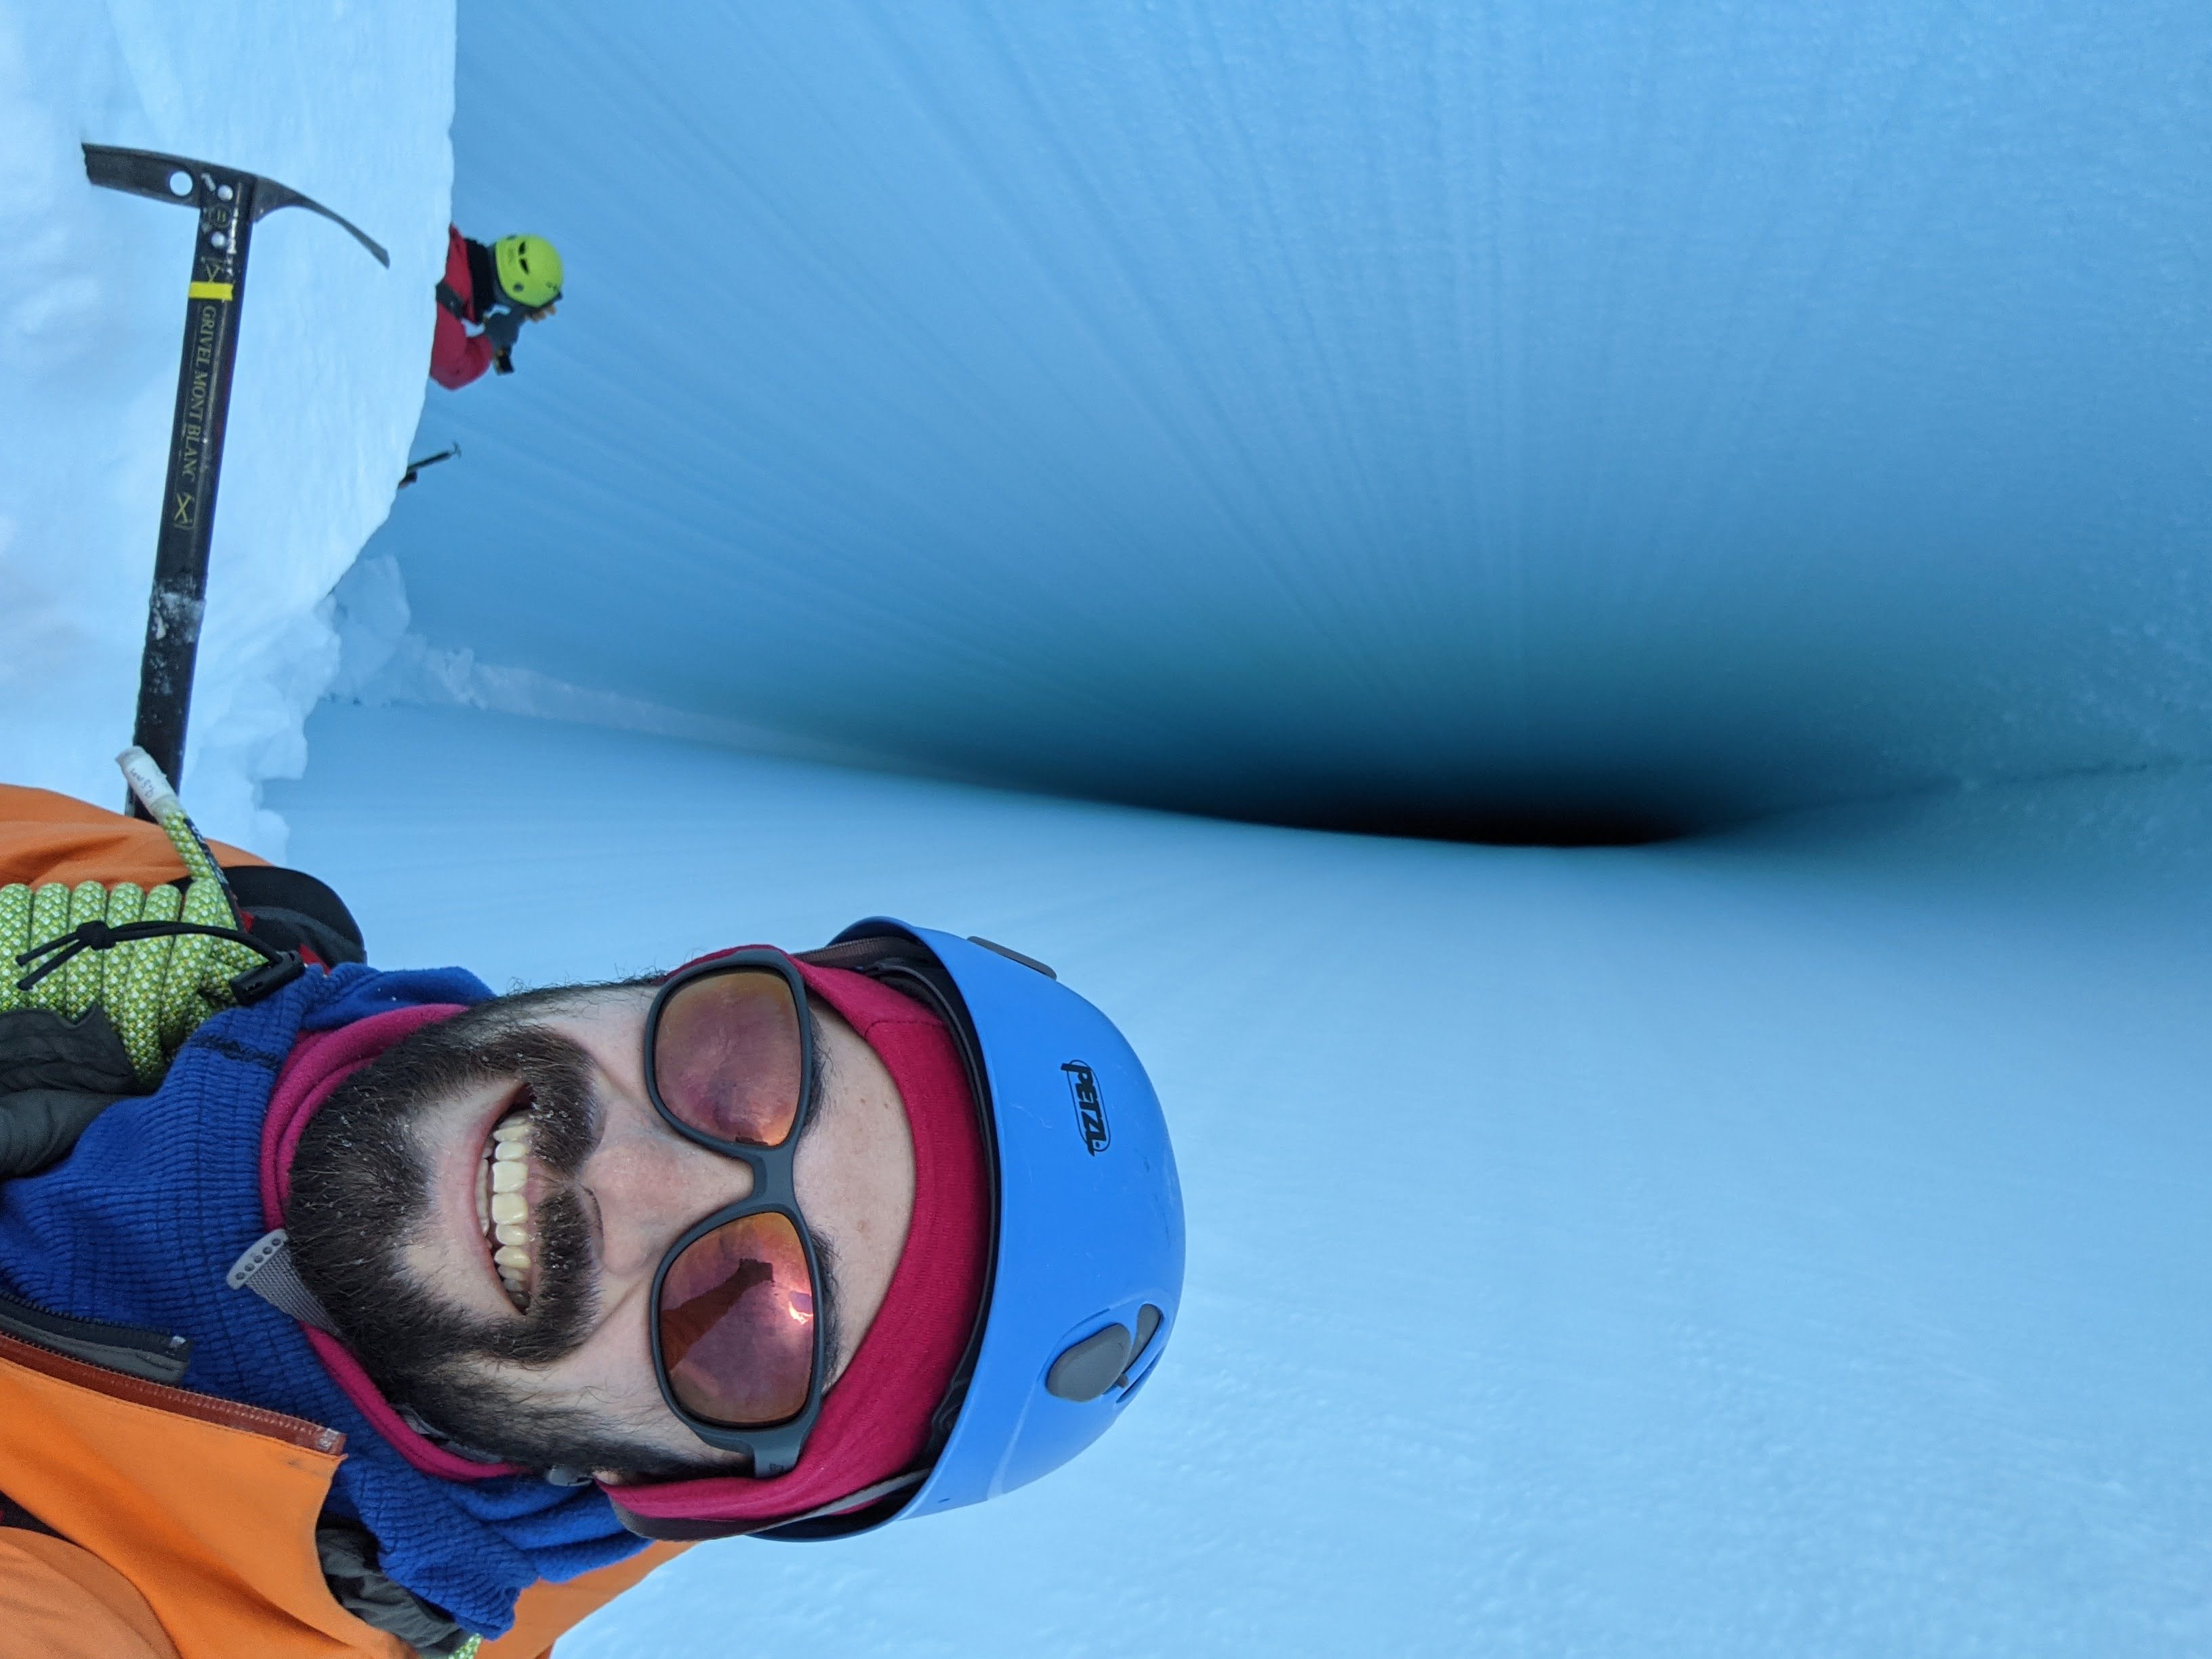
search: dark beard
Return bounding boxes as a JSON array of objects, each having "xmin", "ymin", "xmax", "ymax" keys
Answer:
[{"xmin": 287, "ymin": 991, "xmax": 720, "ymax": 1479}]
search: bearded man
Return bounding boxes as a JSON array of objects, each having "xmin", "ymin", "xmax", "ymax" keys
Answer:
[{"xmin": 0, "ymin": 778, "xmax": 1183, "ymax": 1658}]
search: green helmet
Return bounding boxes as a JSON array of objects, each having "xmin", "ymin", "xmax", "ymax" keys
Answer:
[{"xmin": 493, "ymin": 234, "xmax": 563, "ymax": 310}]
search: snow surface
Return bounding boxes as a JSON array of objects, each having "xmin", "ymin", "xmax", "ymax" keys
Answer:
[
  {"xmin": 371, "ymin": 0, "xmax": 2212, "ymax": 837},
  {"xmin": 272, "ymin": 703, "xmax": 2212, "ymax": 1656},
  {"xmin": 0, "ymin": 0, "xmax": 451, "ymax": 855}
]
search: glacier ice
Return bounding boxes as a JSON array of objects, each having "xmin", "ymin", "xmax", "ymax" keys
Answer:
[{"xmin": 5, "ymin": 1, "xmax": 2211, "ymax": 1652}]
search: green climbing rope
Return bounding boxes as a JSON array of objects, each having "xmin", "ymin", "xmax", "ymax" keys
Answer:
[{"xmin": 0, "ymin": 764, "xmax": 266, "ymax": 1084}]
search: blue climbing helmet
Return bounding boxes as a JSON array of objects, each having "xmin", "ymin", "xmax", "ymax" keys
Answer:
[{"xmin": 689, "ymin": 918, "xmax": 1184, "ymax": 1539}]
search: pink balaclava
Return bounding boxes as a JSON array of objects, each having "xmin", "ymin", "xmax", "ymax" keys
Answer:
[{"xmin": 261, "ymin": 954, "xmax": 987, "ymax": 1527}]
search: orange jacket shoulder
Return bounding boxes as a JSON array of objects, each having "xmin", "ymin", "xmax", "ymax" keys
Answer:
[
  {"xmin": 0, "ymin": 1333, "xmax": 397, "ymax": 1658},
  {"xmin": 0, "ymin": 783, "xmax": 266, "ymax": 890},
  {"xmin": 0, "ymin": 1322, "xmax": 688, "ymax": 1659},
  {"xmin": 478, "ymin": 1542, "xmax": 692, "ymax": 1659},
  {"xmin": 0, "ymin": 1530, "xmax": 180, "ymax": 1659}
]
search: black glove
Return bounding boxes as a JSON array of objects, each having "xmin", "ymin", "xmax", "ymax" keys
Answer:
[{"xmin": 480, "ymin": 307, "xmax": 523, "ymax": 352}]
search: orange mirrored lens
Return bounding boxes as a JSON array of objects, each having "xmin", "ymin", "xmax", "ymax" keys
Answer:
[
  {"xmin": 654, "ymin": 969, "xmax": 803, "ymax": 1146},
  {"xmin": 660, "ymin": 1212, "xmax": 817, "ymax": 1427}
]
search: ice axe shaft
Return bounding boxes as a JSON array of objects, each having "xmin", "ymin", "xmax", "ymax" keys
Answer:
[
  {"xmin": 83, "ymin": 144, "xmax": 387, "ymax": 818},
  {"xmin": 398, "ymin": 443, "xmax": 461, "ymax": 489}
]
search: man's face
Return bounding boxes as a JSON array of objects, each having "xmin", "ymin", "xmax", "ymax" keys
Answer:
[{"xmin": 287, "ymin": 983, "xmax": 916, "ymax": 1478}]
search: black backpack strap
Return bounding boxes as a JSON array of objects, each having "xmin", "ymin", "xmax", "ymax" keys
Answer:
[
  {"xmin": 0, "ymin": 1086, "xmax": 131, "ymax": 1179},
  {"xmin": 0, "ymin": 1006, "xmax": 136, "ymax": 1101},
  {"xmin": 222, "ymin": 864, "xmax": 367, "ymax": 967},
  {"xmin": 464, "ymin": 237, "xmax": 499, "ymax": 312},
  {"xmin": 0, "ymin": 1005, "xmax": 140, "ymax": 1179},
  {"xmin": 434, "ymin": 277, "xmax": 471, "ymax": 321},
  {"xmin": 316, "ymin": 1519, "xmax": 474, "ymax": 1656},
  {"xmin": 0, "ymin": 1488, "xmax": 60, "ymax": 1539}
]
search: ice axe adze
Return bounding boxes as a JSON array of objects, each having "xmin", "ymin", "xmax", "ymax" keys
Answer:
[{"xmin": 83, "ymin": 143, "xmax": 388, "ymax": 819}]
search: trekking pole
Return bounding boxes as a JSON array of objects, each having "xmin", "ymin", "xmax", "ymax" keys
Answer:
[{"xmin": 83, "ymin": 144, "xmax": 388, "ymax": 818}]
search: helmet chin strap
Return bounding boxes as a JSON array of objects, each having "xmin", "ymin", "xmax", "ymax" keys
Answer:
[{"xmin": 228, "ymin": 1231, "xmax": 541, "ymax": 1478}]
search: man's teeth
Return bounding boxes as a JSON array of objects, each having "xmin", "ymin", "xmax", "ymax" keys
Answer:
[{"xmin": 487, "ymin": 1106, "xmax": 535, "ymax": 1304}]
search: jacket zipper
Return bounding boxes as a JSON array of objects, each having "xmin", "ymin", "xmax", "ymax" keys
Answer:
[{"xmin": 0, "ymin": 1326, "xmax": 345, "ymax": 1453}]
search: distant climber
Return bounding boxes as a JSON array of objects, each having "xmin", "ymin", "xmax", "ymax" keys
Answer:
[{"xmin": 430, "ymin": 226, "xmax": 562, "ymax": 390}]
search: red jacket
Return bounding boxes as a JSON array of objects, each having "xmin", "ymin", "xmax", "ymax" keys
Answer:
[{"xmin": 430, "ymin": 226, "xmax": 499, "ymax": 390}]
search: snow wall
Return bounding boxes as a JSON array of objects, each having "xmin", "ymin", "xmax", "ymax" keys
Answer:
[
  {"xmin": 367, "ymin": 0, "xmax": 2212, "ymax": 841},
  {"xmin": 0, "ymin": 1, "xmax": 451, "ymax": 855}
]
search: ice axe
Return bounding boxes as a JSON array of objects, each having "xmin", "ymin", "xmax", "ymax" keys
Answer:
[
  {"xmin": 83, "ymin": 144, "xmax": 388, "ymax": 818},
  {"xmin": 398, "ymin": 443, "xmax": 461, "ymax": 489}
]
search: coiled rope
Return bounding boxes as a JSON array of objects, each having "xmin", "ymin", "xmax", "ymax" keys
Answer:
[{"xmin": 0, "ymin": 753, "xmax": 282, "ymax": 1084}]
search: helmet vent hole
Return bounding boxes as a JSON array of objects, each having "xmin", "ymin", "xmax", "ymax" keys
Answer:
[
  {"xmin": 1046, "ymin": 1324, "xmax": 1132, "ymax": 1402},
  {"xmin": 1120, "ymin": 1304, "xmax": 1164, "ymax": 1385},
  {"xmin": 966, "ymin": 936, "xmax": 1055, "ymax": 979}
]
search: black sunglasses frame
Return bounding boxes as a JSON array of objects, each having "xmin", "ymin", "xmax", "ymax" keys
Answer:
[{"xmin": 641, "ymin": 951, "xmax": 827, "ymax": 1477}]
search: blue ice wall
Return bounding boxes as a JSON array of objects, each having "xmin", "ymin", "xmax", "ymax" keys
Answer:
[{"xmin": 377, "ymin": 1, "xmax": 2212, "ymax": 833}]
